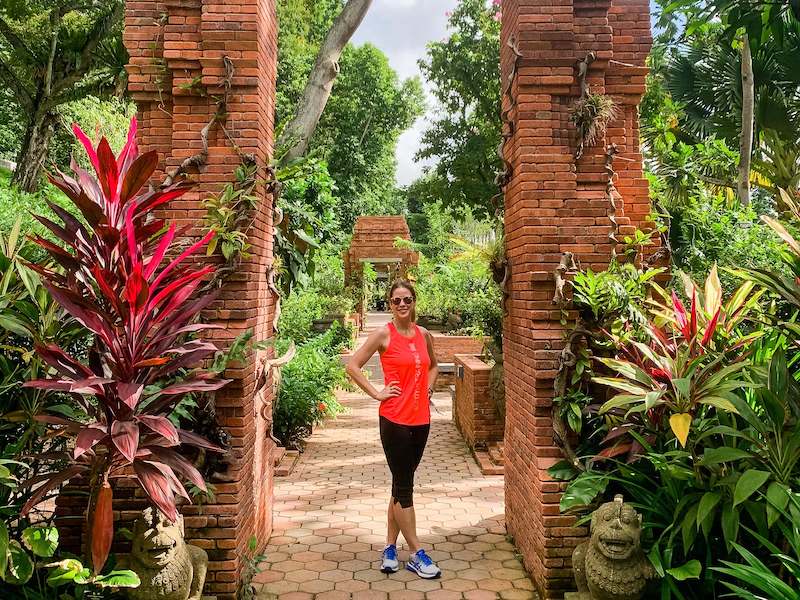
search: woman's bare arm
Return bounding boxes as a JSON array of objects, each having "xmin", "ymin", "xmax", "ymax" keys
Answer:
[
  {"xmin": 345, "ymin": 327, "xmax": 399, "ymax": 401},
  {"xmin": 422, "ymin": 328, "xmax": 439, "ymax": 396}
]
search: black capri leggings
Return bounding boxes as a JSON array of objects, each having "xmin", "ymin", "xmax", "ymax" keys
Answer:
[{"xmin": 379, "ymin": 416, "xmax": 430, "ymax": 509}]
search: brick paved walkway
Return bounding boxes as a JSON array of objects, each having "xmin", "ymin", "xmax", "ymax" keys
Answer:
[{"xmin": 254, "ymin": 314, "xmax": 537, "ymax": 599}]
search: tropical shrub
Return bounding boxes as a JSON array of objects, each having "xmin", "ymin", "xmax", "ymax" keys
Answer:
[
  {"xmin": 594, "ymin": 267, "xmax": 762, "ymax": 452},
  {"xmin": 551, "ymin": 261, "xmax": 660, "ymax": 443},
  {"xmin": 551, "ymin": 262, "xmax": 800, "ymax": 599},
  {"xmin": 273, "ymin": 325, "xmax": 348, "ymax": 449},
  {"xmin": 0, "ymin": 224, "xmax": 91, "ymax": 532},
  {"xmin": 714, "ymin": 491, "xmax": 800, "ymax": 600},
  {"xmin": 0, "ymin": 522, "xmax": 139, "ymax": 594},
  {"xmin": 19, "ymin": 118, "xmax": 226, "ymax": 573},
  {"xmin": 746, "ymin": 189, "xmax": 800, "ymax": 331}
]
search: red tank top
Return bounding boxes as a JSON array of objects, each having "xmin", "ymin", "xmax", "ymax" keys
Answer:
[{"xmin": 379, "ymin": 322, "xmax": 431, "ymax": 426}]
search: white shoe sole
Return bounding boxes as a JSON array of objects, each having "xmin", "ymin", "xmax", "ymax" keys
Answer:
[
  {"xmin": 406, "ymin": 562, "xmax": 441, "ymax": 579},
  {"xmin": 381, "ymin": 563, "xmax": 399, "ymax": 573}
]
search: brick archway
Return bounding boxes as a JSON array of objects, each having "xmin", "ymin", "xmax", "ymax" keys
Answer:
[
  {"xmin": 344, "ymin": 216, "xmax": 420, "ymax": 313},
  {"xmin": 118, "ymin": 0, "xmax": 653, "ymax": 597}
]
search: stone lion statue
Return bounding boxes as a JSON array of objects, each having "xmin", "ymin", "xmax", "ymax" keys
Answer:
[
  {"xmin": 122, "ymin": 507, "xmax": 208, "ymax": 600},
  {"xmin": 568, "ymin": 495, "xmax": 656, "ymax": 600}
]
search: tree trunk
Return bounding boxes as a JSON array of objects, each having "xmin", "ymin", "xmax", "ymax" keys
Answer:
[
  {"xmin": 277, "ymin": 0, "xmax": 373, "ymax": 165},
  {"xmin": 737, "ymin": 34, "xmax": 754, "ymax": 207},
  {"xmin": 12, "ymin": 111, "xmax": 56, "ymax": 193}
]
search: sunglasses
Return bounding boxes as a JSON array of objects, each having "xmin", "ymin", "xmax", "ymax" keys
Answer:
[{"xmin": 390, "ymin": 296, "xmax": 414, "ymax": 306}]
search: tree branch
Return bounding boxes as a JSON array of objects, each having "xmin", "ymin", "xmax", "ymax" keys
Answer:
[
  {"xmin": 276, "ymin": 0, "xmax": 373, "ymax": 164},
  {"xmin": 44, "ymin": 10, "xmax": 61, "ymax": 97},
  {"xmin": 738, "ymin": 34, "xmax": 754, "ymax": 206},
  {"xmin": 0, "ymin": 58, "xmax": 33, "ymax": 109},
  {"xmin": 0, "ymin": 16, "xmax": 37, "ymax": 65},
  {"xmin": 49, "ymin": 2, "xmax": 124, "ymax": 100}
]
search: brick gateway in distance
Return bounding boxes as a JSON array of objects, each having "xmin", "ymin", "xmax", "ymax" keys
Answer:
[
  {"xmin": 116, "ymin": 1, "xmax": 653, "ymax": 598},
  {"xmin": 344, "ymin": 216, "xmax": 420, "ymax": 314}
]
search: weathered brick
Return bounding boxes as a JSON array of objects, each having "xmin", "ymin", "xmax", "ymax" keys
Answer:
[{"xmin": 501, "ymin": 1, "xmax": 654, "ymax": 598}]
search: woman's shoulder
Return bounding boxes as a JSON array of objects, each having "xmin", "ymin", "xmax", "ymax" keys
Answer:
[
  {"xmin": 363, "ymin": 323, "xmax": 391, "ymax": 345},
  {"xmin": 416, "ymin": 324, "xmax": 433, "ymax": 340}
]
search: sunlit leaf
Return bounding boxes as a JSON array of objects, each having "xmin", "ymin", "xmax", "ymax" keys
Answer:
[
  {"xmin": 667, "ymin": 560, "xmax": 701, "ymax": 581},
  {"xmin": 733, "ymin": 470, "xmax": 771, "ymax": 507},
  {"xmin": 22, "ymin": 526, "xmax": 58, "ymax": 558},
  {"xmin": 669, "ymin": 413, "xmax": 692, "ymax": 447}
]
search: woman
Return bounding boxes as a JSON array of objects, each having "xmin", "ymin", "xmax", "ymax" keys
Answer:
[{"xmin": 345, "ymin": 280, "xmax": 442, "ymax": 579}]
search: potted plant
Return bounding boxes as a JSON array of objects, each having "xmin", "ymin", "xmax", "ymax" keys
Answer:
[
  {"xmin": 20, "ymin": 118, "xmax": 226, "ymax": 577},
  {"xmin": 312, "ymin": 293, "xmax": 355, "ymax": 332}
]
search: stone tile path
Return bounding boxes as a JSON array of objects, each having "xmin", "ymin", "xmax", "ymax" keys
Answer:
[{"xmin": 254, "ymin": 314, "xmax": 536, "ymax": 599}]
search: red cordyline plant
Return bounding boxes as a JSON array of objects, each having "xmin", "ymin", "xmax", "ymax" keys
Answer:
[
  {"xmin": 593, "ymin": 266, "xmax": 763, "ymax": 453},
  {"xmin": 19, "ymin": 117, "xmax": 228, "ymax": 573}
]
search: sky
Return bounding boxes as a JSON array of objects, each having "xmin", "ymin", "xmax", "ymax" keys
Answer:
[
  {"xmin": 350, "ymin": 1, "xmax": 659, "ymax": 187},
  {"xmin": 350, "ymin": 0, "xmax": 460, "ymax": 187}
]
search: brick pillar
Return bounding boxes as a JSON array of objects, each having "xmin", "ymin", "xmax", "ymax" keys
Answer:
[
  {"xmin": 124, "ymin": 1, "xmax": 278, "ymax": 597},
  {"xmin": 500, "ymin": 1, "xmax": 651, "ymax": 598}
]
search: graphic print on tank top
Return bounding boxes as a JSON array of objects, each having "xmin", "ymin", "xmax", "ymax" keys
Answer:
[{"xmin": 379, "ymin": 323, "xmax": 431, "ymax": 426}]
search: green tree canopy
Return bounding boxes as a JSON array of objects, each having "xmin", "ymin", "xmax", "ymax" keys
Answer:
[
  {"xmin": 414, "ymin": 0, "xmax": 501, "ymax": 216},
  {"xmin": 0, "ymin": 0, "xmax": 126, "ymax": 191},
  {"xmin": 643, "ymin": 1, "xmax": 800, "ymax": 199},
  {"xmin": 314, "ymin": 43, "xmax": 424, "ymax": 230},
  {"xmin": 276, "ymin": 0, "xmax": 424, "ymax": 232}
]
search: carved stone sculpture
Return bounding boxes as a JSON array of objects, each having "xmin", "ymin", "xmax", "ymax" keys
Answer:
[
  {"xmin": 123, "ymin": 507, "xmax": 208, "ymax": 600},
  {"xmin": 566, "ymin": 495, "xmax": 656, "ymax": 600}
]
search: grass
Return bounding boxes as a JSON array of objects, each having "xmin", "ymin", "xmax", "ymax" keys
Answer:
[{"xmin": 0, "ymin": 167, "xmax": 78, "ymax": 242}]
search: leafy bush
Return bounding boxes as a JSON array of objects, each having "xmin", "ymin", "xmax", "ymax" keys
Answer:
[
  {"xmin": 413, "ymin": 255, "xmax": 501, "ymax": 338},
  {"xmin": 0, "ymin": 224, "xmax": 90, "ymax": 535},
  {"xmin": 275, "ymin": 158, "xmax": 340, "ymax": 293},
  {"xmin": 311, "ymin": 244, "xmax": 347, "ymax": 297},
  {"xmin": 0, "ymin": 522, "xmax": 138, "ymax": 593},
  {"xmin": 0, "ymin": 169, "xmax": 81, "ymax": 243},
  {"xmin": 0, "ymin": 89, "xmax": 23, "ymax": 163},
  {"xmin": 273, "ymin": 325, "xmax": 349, "ymax": 449},
  {"xmin": 277, "ymin": 290, "xmax": 328, "ymax": 344},
  {"xmin": 654, "ymin": 180, "xmax": 786, "ymax": 295},
  {"xmin": 52, "ymin": 97, "xmax": 137, "ymax": 173},
  {"xmin": 0, "ymin": 96, "xmax": 134, "ymax": 171}
]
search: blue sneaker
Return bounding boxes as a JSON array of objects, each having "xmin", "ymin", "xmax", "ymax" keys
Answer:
[
  {"xmin": 380, "ymin": 544, "xmax": 399, "ymax": 573},
  {"xmin": 406, "ymin": 548, "xmax": 441, "ymax": 579}
]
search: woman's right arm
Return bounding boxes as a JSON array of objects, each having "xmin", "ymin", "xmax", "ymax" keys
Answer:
[{"xmin": 345, "ymin": 327, "xmax": 400, "ymax": 402}]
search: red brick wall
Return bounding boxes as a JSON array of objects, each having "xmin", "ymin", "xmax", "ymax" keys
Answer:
[
  {"xmin": 431, "ymin": 334, "xmax": 486, "ymax": 364},
  {"xmin": 454, "ymin": 355, "xmax": 504, "ymax": 447},
  {"xmin": 120, "ymin": 1, "xmax": 278, "ymax": 597},
  {"xmin": 500, "ymin": 1, "xmax": 652, "ymax": 597}
]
